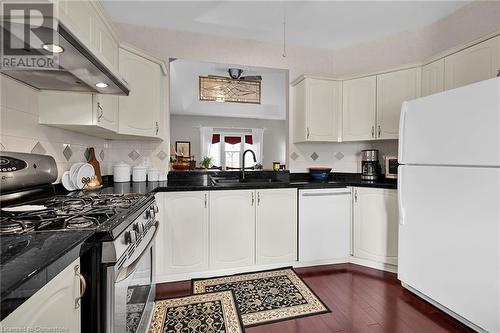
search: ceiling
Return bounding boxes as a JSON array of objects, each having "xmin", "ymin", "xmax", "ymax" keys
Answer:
[
  {"xmin": 170, "ymin": 59, "xmax": 287, "ymax": 120},
  {"xmin": 101, "ymin": 1, "xmax": 469, "ymax": 50}
]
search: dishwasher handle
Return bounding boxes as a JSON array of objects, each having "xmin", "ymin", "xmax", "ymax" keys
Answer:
[{"xmin": 301, "ymin": 191, "xmax": 351, "ymax": 197}]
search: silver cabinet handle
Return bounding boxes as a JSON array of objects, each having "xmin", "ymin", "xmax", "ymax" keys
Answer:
[
  {"xmin": 371, "ymin": 125, "xmax": 375, "ymax": 138},
  {"xmin": 378, "ymin": 125, "xmax": 381, "ymax": 137},
  {"xmin": 497, "ymin": 70, "xmax": 500, "ymax": 77},
  {"xmin": 155, "ymin": 121, "xmax": 159, "ymax": 135},
  {"xmin": 302, "ymin": 191, "xmax": 351, "ymax": 197},
  {"xmin": 251, "ymin": 192, "xmax": 254, "ymax": 206},
  {"xmin": 354, "ymin": 189, "xmax": 358, "ymax": 202},
  {"xmin": 306, "ymin": 127, "xmax": 310, "ymax": 139},
  {"xmin": 204, "ymin": 193, "xmax": 207, "ymax": 208},
  {"xmin": 75, "ymin": 265, "xmax": 86, "ymax": 309},
  {"xmin": 97, "ymin": 102, "xmax": 103, "ymax": 121},
  {"xmin": 257, "ymin": 192, "xmax": 260, "ymax": 205}
]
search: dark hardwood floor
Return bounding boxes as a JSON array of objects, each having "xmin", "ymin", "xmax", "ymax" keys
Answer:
[{"xmin": 155, "ymin": 264, "xmax": 474, "ymax": 333}]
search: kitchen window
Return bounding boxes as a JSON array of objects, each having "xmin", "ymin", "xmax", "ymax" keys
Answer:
[{"xmin": 210, "ymin": 132, "xmax": 257, "ymax": 169}]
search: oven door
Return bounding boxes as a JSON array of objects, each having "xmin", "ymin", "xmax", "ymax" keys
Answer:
[{"xmin": 107, "ymin": 224, "xmax": 157, "ymax": 333}]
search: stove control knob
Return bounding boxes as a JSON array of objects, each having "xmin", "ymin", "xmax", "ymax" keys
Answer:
[
  {"xmin": 152, "ymin": 204, "xmax": 159, "ymax": 213},
  {"xmin": 144, "ymin": 209, "xmax": 151, "ymax": 219},
  {"xmin": 125, "ymin": 230, "xmax": 137, "ymax": 244},
  {"xmin": 149, "ymin": 206, "xmax": 156, "ymax": 219},
  {"xmin": 134, "ymin": 222, "xmax": 144, "ymax": 234}
]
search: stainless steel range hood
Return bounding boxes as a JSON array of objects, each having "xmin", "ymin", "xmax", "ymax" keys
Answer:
[{"xmin": 1, "ymin": 22, "xmax": 129, "ymax": 95}]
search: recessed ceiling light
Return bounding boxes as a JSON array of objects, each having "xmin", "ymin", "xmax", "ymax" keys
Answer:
[
  {"xmin": 42, "ymin": 43, "xmax": 64, "ymax": 53},
  {"xmin": 95, "ymin": 82, "xmax": 108, "ymax": 88}
]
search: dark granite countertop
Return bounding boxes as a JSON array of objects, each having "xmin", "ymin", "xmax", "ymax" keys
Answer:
[
  {"xmin": 0, "ymin": 230, "xmax": 93, "ymax": 320},
  {"xmin": 151, "ymin": 171, "xmax": 397, "ymax": 192}
]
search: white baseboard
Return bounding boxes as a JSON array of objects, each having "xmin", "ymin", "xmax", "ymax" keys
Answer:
[
  {"xmin": 349, "ymin": 256, "xmax": 398, "ymax": 273},
  {"xmin": 156, "ymin": 257, "xmax": 397, "ymax": 283},
  {"xmin": 156, "ymin": 261, "xmax": 298, "ymax": 284}
]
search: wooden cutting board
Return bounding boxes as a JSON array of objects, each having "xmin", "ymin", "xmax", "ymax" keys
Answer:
[{"xmin": 87, "ymin": 147, "xmax": 102, "ymax": 185}]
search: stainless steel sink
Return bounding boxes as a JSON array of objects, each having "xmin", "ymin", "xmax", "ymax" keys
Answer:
[{"xmin": 210, "ymin": 176, "xmax": 284, "ymax": 186}]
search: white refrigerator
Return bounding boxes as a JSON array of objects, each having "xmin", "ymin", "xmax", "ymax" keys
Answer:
[{"xmin": 398, "ymin": 77, "xmax": 500, "ymax": 333}]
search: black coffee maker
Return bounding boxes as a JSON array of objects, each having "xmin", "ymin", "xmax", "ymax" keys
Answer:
[{"xmin": 361, "ymin": 149, "xmax": 381, "ymax": 180}]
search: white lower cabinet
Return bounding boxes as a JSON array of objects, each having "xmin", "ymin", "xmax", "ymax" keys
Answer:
[
  {"xmin": 155, "ymin": 189, "xmax": 298, "ymax": 280},
  {"xmin": 1, "ymin": 258, "xmax": 82, "ymax": 332},
  {"xmin": 256, "ymin": 188, "xmax": 297, "ymax": 265},
  {"xmin": 209, "ymin": 190, "xmax": 256, "ymax": 270},
  {"xmin": 156, "ymin": 192, "xmax": 209, "ymax": 277},
  {"xmin": 352, "ymin": 187, "xmax": 399, "ymax": 266}
]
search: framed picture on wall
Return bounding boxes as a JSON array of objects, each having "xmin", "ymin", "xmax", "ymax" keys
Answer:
[{"xmin": 175, "ymin": 141, "xmax": 191, "ymax": 157}]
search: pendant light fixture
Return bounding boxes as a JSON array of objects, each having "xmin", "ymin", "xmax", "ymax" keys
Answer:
[{"xmin": 282, "ymin": 2, "xmax": 287, "ymax": 58}]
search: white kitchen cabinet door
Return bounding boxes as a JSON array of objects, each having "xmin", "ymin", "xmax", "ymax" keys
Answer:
[
  {"xmin": 93, "ymin": 94, "xmax": 118, "ymax": 132},
  {"xmin": 58, "ymin": 0, "xmax": 94, "ymax": 48},
  {"xmin": 293, "ymin": 78, "xmax": 342, "ymax": 142},
  {"xmin": 118, "ymin": 48, "xmax": 163, "ymax": 138},
  {"xmin": 444, "ymin": 35, "xmax": 500, "ymax": 90},
  {"xmin": 256, "ymin": 188, "xmax": 297, "ymax": 265},
  {"xmin": 353, "ymin": 187, "xmax": 398, "ymax": 265},
  {"xmin": 342, "ymin": 76, "xmax": 377, "ymax": 141},
  {"xmin": 39, "ymin": 91, "xmax": 118, "ymax": 135},
  {"xmin": 421, "ymin": 59, "xmax": 445, "ymax": 97},
  {"xmin": 209, "ymin": 190, "xmax": 255, "ymax": 270},
  {"xmin": 1, "ymin": 258, "xmax": 81, "ymax": 332},
  {"xmin": 157, "ymin": 192, "xmax": 209, "ymax": 276},
  {"xmin": 376, "ymin": 68, "xmax": 421, "ymax": 140},
  {"xmin": 92, "ymin": 13, "xmax": 119, "ymax": 72}
]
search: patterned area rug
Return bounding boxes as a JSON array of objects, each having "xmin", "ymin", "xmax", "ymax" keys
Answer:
[
  {"xmin": 192, "ymin": 267, "xmax": 330, "ymax": 327},
  {"xmin": 149, "ymin": 291, "xmax": 245, "ymax": 333}
]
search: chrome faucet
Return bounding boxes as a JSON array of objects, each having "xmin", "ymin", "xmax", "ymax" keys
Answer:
[{"xmin": 242, "ymin": 149, "xmax": 257, "ymax": 180}]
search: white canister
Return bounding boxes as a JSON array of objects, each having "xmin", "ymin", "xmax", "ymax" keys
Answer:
[
  {"xmin": 148, "ymin": 169, "xmax": 160, "ymax": 182},
  {"xmin": 132, "ymin": 166, "xmax": 147, "ymax": 182},
  {"xmin": 113, "ymin": 162, "xmax": 131, "ymax": 183}
]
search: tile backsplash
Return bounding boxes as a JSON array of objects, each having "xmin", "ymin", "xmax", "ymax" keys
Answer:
[{"xmin": 0, "ymin": 75, "xmax": 169, "ymax": 183}]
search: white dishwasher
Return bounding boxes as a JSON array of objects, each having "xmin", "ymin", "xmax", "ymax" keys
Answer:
[{"xmin": 299, "ymin": 187, "xmax": 351, "ymax": 263}]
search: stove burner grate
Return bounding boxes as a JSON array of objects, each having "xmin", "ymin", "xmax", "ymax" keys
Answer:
[{"xmin": 0, "ymin": 193, "xmax": 147, "ymax": 235}]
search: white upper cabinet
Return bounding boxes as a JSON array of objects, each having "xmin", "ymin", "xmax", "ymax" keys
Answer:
[
  {"xmin": 255, "ymin": 188, "xmax": 297, "ymax": 265},
  {"xmin": 376, "ymin": 67, "xmax": 421, "ymax": 140},
  {"xmin": 444, "ymin": 35, "xmax": 500, "ymax": 90},
  {"xmin": 39, "ymin": 91, "xmax": 118, "ymax": 136},
  {"xmin": 118, "ymin": 47, "xmax": 165, "ymax": 139},
  {"xmin": 209, "ymin": 190, "xmax": 256, "ymax": 270},
  {"xmin": 352, "ymin": 188, "xmax": 398, "ymax": 266},
  {"xmin": 57, "ymin": 0, "xmax": 119, "ymax": 72},
  {"xmin": 293, "ymin": 77, "xmax": 342, "ymax": 142},
  {"xmin": 157, "ymin": 192, "xmax": 209, "ymax": 278},
  {"xmin": 342, "ymin": 76, "xmax": 377, "ymax": 141},
  {"xmin": 1, "ymin": 258, "xmax": 82, "ymax": 332},
  {"xmin": 421, "ymin": 59, "xmax": 445, "ymax": 97}
]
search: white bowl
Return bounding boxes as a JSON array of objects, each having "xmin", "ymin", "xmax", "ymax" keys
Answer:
[{"xmin": 62, "ymin": 171, "xmax": 77, "ymax": 191}]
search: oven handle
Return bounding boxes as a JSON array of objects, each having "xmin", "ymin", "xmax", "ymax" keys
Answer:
[{"xmin": 115, "ymin": 221, "xmax": 158, "ymax": 283}]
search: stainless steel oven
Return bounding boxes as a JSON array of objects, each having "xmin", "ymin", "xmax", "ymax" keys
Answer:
[{"xmin": 102, "ymin": 201, "xmax": 159, "ymax": 333}]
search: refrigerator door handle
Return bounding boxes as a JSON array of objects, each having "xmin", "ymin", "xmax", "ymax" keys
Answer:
[
  {"xmin": 398, "ymin": 102, "xmax": 408, "ymax": 163},
  {"xmin": 398, "ymin": 165, "xmax": 406, "ymax": 225}
]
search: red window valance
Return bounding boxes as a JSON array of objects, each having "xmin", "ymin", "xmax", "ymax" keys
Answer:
[{"xmin": 211, "ymin": 134, "xmax": 253, "ymax": 145}]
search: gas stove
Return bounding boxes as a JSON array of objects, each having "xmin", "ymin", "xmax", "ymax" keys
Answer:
[{"xmin": 0, "ymin": 193, "xmax": 148, "ymax": 235}]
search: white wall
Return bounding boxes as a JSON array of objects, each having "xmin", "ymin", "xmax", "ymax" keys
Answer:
[
  {"xmin": 0, "ymin": 75, "xmax": 170, "ymax": 182},
  {"xmin": 170, "ymin": 59, "xmax": 287, "ymax": 120},
  {"xmin": 112, "ymin": 0, "xmax": 500, "ymax": 172},
  {"xmin": 170, "ymin": 115, "xmax": 286, "ymax": 169}
]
